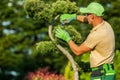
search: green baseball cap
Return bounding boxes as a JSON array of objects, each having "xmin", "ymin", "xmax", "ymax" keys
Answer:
[{"xmin": 80, "ymin": 2, "xmax": 104, "ymax": 16}]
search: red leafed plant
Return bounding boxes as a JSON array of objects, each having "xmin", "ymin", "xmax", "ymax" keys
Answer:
[{"xmin": 24, "ymin": 67, "xmax": 65, "ymax": 80}]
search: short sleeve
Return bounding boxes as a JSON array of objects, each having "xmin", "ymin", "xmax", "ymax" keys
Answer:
[{"xmin": 84, "ymin": 32, "xmax": 101, "ymax": 49}]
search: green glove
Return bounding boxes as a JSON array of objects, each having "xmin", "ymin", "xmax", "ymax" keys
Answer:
[
  {"xmin": 55, "ymin": 27, "xmax": 71, "ymax": 43},
  {"xmin": 60, "ymin": 14, "xmax": 76, "ymax": 24}
]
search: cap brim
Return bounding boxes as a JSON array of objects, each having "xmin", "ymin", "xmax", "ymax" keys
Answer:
[{"xmin": 80, "ymin": 8, "xmax": 91, "ymax": 14}]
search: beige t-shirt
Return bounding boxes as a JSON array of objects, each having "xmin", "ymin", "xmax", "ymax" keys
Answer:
[{"xmin": 84, "ymin": 21, "xmax": 115, "ymax": 67}]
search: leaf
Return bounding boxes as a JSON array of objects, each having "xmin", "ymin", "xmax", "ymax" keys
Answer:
[{"xmin": 35, "ymin": 41, "xmax": 56, "ymax": 55}]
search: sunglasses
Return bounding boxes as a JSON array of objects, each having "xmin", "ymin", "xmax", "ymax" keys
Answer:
[{"xmin": 85, "ymin": 13, "xmax": 92, "ymax": 16}]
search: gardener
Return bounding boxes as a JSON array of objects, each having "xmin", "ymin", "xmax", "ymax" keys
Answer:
[{"xmin": 55, "ymin": 2, "xmax": 116, "ymax": 80}]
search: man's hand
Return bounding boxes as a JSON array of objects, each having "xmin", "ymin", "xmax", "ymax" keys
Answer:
[
  {"xmin": 55, "ymin": 27, "xmax": 71, "ymax": 43},
  {"xmin": 60, "ymin": 14, "xmax": 76, "ymax": 24}
]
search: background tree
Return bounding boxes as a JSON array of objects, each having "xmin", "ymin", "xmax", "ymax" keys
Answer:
[{"xmin": 0, "ymin": 0, "xmax": 120, "ymax": 80}]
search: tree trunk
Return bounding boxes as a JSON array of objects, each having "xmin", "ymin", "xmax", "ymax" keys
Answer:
[{"xmin": 48, "ymin": 16, "xmax": 79, "ymax": 80}]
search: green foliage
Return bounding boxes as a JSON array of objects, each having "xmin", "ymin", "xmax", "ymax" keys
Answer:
[
  {"xmin": 80, "ymin": 72, "xmax": 90, "ymax": 80},
  {"xmin": 24, "ymin": 0, "xmax": 53, "ymax": 23},
  {"xmin": 36, "ymin": 25, "xmax": 82, "ymax": 55},
  {"xmin": 53, "ymin": 25, "xmax": 82, "ymax": 44},
  {"xmin": 52, "ymin": 0, "xmax": 79, "ymax": 15},
  {"xmin": 36, "ymin": 41, "xmax": 56, "ymax": 55},
  {"xmin": 64, "ymin": 25, "xmax": 82, "ymax": 44},
  {"xmin": 64, "ymin": 61, "xmax": 90, "ymax": 80},
  {"xmin": 108, "ymin": 17, "xmax": 120, "ymax": 50},
  {"xmin": 64, "ymin": 61, "xmax": 74, "ymax": 80},
  {"xmin": 24, "ymin": 0, "xmax": 79, "ymax": 23},
  {"xmin": 0, "ymin": 52, "xmax": 23, "ymax": 69},
  {"xmin": 80, "ymin": 53, "xmax": 90, "ymax": 62},
  {"xmin": 114, "ymin": 50, "xmax": 120, "ymax": 79}
]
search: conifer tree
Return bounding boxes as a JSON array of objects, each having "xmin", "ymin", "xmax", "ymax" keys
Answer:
[{"xmin": 24, "ymin": 0, "xmax": 82, "ymax": 80}]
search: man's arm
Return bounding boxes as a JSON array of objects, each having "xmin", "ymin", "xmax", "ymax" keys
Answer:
[
  {"xmin": 55, "ymin": 27, "xmax": 91, "ymax": 55},
  {"xmin": 68, "ymin": 40, "xmax": 91, "ymax": 55},
  {"xmin": 76, "ymin": 15, "xmax": 86, "ymax": 22},
  {"xmin": 60, "ymin": 14, "xmax": 86, "ymax": 24}
]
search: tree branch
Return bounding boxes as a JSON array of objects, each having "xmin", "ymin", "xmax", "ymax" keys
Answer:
[{"xmin": 48, "ymin": 23, "xmax": 79, "ymax": 80}]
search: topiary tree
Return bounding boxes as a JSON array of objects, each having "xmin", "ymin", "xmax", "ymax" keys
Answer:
[{"xmin": 24, "ymin": 0, "xmax": 82, "ymax": 80}]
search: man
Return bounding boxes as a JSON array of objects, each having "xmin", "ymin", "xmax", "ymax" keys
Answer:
[{"xmin": 55, "ymin": 2, "xmax": 116, "ymax": 80}]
